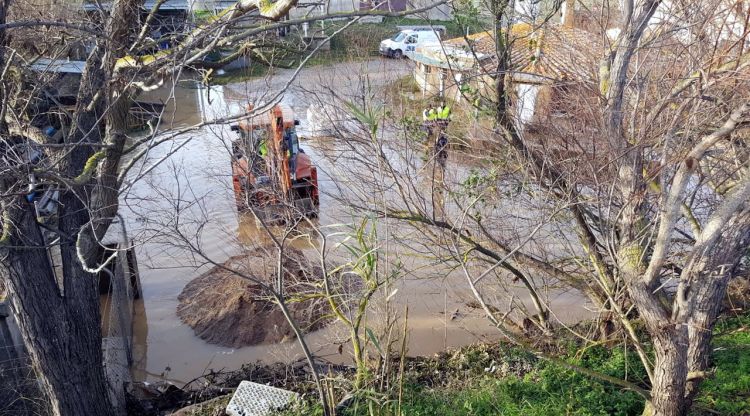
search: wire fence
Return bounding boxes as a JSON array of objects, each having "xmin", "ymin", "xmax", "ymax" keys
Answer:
[
  {"xmin": 0, "ymin": 319, "xmax": 47, "ymax": 415},
  {"xmin": 0, "ymin": 241, "xmax": 140, "ymax": 415}
]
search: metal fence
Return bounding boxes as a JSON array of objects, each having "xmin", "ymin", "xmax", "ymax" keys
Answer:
[
  {"xmin": 0, "ymin": 240, "xmax": 141, "ymax": 415},
  {"xmin": 0, "ymin": 305, "xmax": 47, "ymax": 415}
]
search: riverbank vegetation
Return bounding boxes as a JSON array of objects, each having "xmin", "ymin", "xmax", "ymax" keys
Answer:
[
  {"xmin": 4, "ymin": 0, "xmax": 750, "ymax": 414},
  {"xmin": 170, "ymin": 309, "xmax": 749, "ymax": 416},
  {"xmin": 286, "ymin": 310, "xmax": 749, "ymax": 416}
]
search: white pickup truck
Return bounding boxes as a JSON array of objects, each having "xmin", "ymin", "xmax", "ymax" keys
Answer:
[{"xmin": 379, "ymin": 29, "xmax": 441, "ymax": 59}]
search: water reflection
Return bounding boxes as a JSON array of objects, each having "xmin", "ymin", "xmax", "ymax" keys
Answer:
[
  {"xmin": 123, "ymin": 61, "xmax": 592, "ymax": 385},
  {"xmin": 131, "ymin": 299, "xmax": 149, "ymax": 381},
  {"xmin": 236, "ymin": 212, "xmax": 320, "ymax": 251}
]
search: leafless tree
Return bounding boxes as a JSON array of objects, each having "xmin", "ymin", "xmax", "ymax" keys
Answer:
[
  {"xmin": 0, "ymin": 0, "xmax": 444, "ymax": 414},
  {"xmin": 308, "ymin": 1, "xmax": 750, "ymax": 415}
]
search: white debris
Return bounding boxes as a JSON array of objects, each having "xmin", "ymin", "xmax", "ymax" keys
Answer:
[{"xmin": 225, "ymin": 380, "xmax": 298, "ymax": 416}]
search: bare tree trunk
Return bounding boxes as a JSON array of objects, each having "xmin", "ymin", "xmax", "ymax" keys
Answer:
[
  {"xmin": 1, "ymin": 204, "xmax": 113, "ymax": 416},
  {"xmin": 0, "ymin": 0, "xmax": 115, "ymax": 412},
  {"xmin": 0, "ymin": 0, "xmax": 136, "ymax": 412},
  {"xmin": 493, "ymin": 5, "xmax": 511, "ymax": 131},
  {"xmin": 684, "ymin": 212, "xmax": 750, "ymax": 407},
  {"xmin": 684, "ymin": 287, "xmax": 723, "ymax": 407},
  {"xmin": 645, "ymin": 329, "xmax": 689, "ymax": 416}
]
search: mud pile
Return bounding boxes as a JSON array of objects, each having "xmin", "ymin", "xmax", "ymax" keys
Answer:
[{"xmin": 177, "ymin": 248, "xmax": 328, "ymax": 348}]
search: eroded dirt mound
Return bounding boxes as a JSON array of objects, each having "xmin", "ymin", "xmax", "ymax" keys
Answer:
[{"xmin": 177, "ymin": 248, "xmax": 328, "ymax": 348}]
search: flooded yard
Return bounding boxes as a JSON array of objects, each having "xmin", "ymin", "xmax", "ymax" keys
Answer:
[{"xmin": 122, "ymin": 59, "xmax": 591, "ymax": 384}]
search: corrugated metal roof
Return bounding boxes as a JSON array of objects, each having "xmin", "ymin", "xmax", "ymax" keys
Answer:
[
  {"xmin": 82, "ymin": 0, "xmax": 190, "ymax": 11},
  {"xmin": 29, "ymin": 58, "xmax": 86, "ymax": 74}
]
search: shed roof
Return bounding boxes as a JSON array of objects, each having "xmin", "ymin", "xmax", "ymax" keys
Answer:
[
  {"xmin": 29, "ymin": 58, "xmax": 86, "ymax": 74},
  {"xmin": 413, "ymin": 23, "xmax": 601, "ymax": 84},
  {"xmin": 82, "ymin": 0, "xmax": 190, "ymax": 12}
]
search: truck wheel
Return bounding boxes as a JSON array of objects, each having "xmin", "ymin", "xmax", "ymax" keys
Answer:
[{"xmin": 392, "ymin": 49, "xmax": 403, "ymax": 59}]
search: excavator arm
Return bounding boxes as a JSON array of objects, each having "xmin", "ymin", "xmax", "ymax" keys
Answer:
[{"xmin": 268, "ymin": 106, "xmax": 292, "ymax": 196}]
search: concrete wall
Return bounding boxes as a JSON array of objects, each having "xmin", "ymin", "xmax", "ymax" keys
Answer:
[{"xmin": 413, "ymin": 62, "xmax": 463, "ymax": 100}]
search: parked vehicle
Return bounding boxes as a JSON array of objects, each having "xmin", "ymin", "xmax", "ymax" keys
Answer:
[
  {"xmin": 379, "ymin": 29, "xmax": 441, "ymax": 59},
  {"xmin": 396, "ymin": 25, "xmax": 446, "ymax": 37}
]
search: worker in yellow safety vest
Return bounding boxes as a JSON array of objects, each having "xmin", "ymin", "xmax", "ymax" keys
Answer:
[
  {"xmin": 423, "ymin": 105, "xmax": 438, "ymax": 122},
  {"xmin": 429, "ymin": 107, "xmax": 439, "ymax": 121},
  {"xmin": 437, "ymin": 102, "xmax": 451, "ymax": 121},
  {"xmin": 257, "ymin": 137, "xmax": 291, "ymax": 158},
  {"xmin": 422, "ymin": 104, "xmax": 438, "ymax": 143}
]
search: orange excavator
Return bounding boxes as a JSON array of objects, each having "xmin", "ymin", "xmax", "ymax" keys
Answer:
[{"xmin": 230, "ymin": 104, "xmax": 319, "ymax": 222}]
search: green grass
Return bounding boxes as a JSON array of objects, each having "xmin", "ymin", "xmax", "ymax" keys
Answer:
[
  {"xmin": 369, "ymin": 346, "xmax": 645, "ymax": 416},
  {"xmin": 277, "ymin": 311, "xmax": 750, "ymax": 416},
  {"xmin": 279, "ymin": 346, "xmax": 646, "ymax": 416},
  {"xmin": 692, "ymin": 312, "xmax": 750, "ymax": 415}
]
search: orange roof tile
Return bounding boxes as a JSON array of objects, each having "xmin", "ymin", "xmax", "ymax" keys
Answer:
[{"xmin": 439, "ymin": 23, "xmax": 602, "ymax": 83}]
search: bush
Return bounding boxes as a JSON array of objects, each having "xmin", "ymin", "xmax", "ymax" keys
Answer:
[
  {"xmin": 278, "ymin": 314, "xmax": 750, "ymax": 416},
  {"xmin": 692, "ymin": 312, "xmax": 750, "ymax": 415}
]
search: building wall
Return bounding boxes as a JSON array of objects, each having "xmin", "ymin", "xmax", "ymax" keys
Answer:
[
  {"xmin": 414, "ymin": 62, "xmax": 443, "ymax": 97},
  {"xmin": 515, "ymin": 83, "xmax": 539, "ymax": 125},
  {"xmin": 409, "ymin": 0, "xmax": 452, "ymax": 20},
  {"xmin": 414, "ymin": 61, "xmax": 563, "ymax": 127},
  {"xmin": 413, "ymin": 62, "xmax": 493, "ymax": 103}
]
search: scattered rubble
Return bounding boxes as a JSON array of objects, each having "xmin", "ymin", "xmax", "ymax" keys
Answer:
[{"xmin": 127, "ymin": 359, "xmax": 341, "ymax": 415}]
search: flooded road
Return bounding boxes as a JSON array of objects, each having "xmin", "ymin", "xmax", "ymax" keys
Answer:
[{"xmin": 122, "ymin": 59, "xmax": 591, "ymax": 384}]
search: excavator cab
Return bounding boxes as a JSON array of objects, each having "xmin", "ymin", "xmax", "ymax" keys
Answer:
[{"xmin": 230, "ymin": 104, "xmax": 319, "ymax": 223}]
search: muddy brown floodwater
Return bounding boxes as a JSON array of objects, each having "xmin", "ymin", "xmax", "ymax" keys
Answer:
[{"xmin": 122, "ymin": 59, "xmax": 592, "ymax": 384}]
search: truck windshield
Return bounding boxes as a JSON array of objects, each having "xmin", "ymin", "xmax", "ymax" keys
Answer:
[{"xmin": 391, "ymin": 32, "xmax": 405, "ymax": 42}]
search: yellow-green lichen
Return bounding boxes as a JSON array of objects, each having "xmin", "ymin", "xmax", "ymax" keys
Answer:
[
  {"xmin": 620, "ymin": 243, "xmax": 645, "ymax": 271},
  {"xmin": 0, "ymin": 210, "xmax": 12, "ymax": 246},
  {"xmin": 259, "ymin": 0, "xmax": 275, "ymax": 15},
  {"xmin": 598, "ymin": 62, "xmax": 610, "ymax": 96},
  {"xmin": 73, "ymin": 150, "xmax": 106, "ymax": 185}
]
